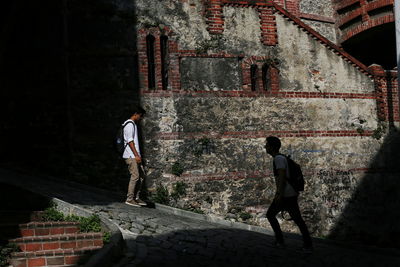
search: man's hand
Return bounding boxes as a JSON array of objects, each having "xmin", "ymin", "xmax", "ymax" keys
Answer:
[{"xmin": 135, "ymin": 156, "xmax": 142, "ymax": 164}]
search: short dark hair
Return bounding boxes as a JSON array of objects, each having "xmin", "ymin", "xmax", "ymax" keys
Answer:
[
  {"xmin": 266, "ymin": 136, "xmax": 281, "ymax": 150},
  {"xmin": 133, "ymin": 106, "xmax": 146, "ymax": 115}
]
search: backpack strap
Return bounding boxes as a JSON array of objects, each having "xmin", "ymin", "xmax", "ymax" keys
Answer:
[{"xmin": 122, "ymin": 121, "xmax": 135, "ymax": 151}]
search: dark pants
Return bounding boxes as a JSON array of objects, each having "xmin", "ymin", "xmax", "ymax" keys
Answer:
[{"xmin": 266, "ymin": 196, "xmax": 312, "ymax": 247}]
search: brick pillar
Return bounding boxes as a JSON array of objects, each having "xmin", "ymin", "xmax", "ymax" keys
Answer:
[
  {"xmin": 138, "ymin": 30, "xmax": 149, "ymax": 90},
  {"xmin": 369, "ymin": 64, "xmax": 400, "ymax": 122},
  {"xmin": 369, "ymin": 64, "xmax": 388, "ymax": 121},
  {"xmin": 169, "ymin": 41, "xmax": 181, "ymax": 90},
  {"xmin": 269, "ymin": 65, "xmax": 280, "ymax": 91},
  {"xmin": 284, "ymin": 0, "xmax": 299, "ymax": 16},
  {"xmin": 258, "ymin": 6, "xmax": 278, "ymax": 46},
  {"xmin": 206, "ymin": 0, "xmax": 225, "ymax": 35}
]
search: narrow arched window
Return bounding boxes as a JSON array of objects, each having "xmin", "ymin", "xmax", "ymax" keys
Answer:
[
  {"xmin": 160, "ymin": 35, "xmax": 169, "ymax": 90},
  {"xmin": 146, "ymin": 35, "xmax": 156, "ymax": 89},
  {"xmin": 262, "ymin": 64, "xmax": 270, "ymax": 91},
  {"xmin": 250, "ymin": 65, "xmax": 258, "ymax": 91}
]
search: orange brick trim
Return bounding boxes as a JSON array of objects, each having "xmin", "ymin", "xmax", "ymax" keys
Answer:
[
  {"xmin": 206, "ymin": 0, "xmax": 225, "ymax": 34},
  {"xmin": 258, "ymin": 6, "xmax": 278, "ymax": 46},
  {"xmin": 156, "ymin": 130, "xmax": 375, "ymax": 141},
  {"xmin": 141, "ymin": 89, "xmax": 377, "ymax": 99},
  {"xmin": 162, "ymin": 168, "xmax": 379, "ymax": 182}
]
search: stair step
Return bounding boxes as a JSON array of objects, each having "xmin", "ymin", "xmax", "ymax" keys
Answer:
[
  {"xmin": 18, "ymin": 221, "xmax": 80, "ymax": 237},
  {"xmin": 10, "ymin": 246, "xmax": 102, "ymax": 267},
  {"xmin": 0, "ymin": 211, "xmax": 44, "ymax": 224},
  {"xmin": 9, "ymin": 233, "xmax": 103, "ymax": 252}
]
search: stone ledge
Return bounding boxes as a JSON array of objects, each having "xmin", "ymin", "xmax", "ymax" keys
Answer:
[{"xmin": 154, "ymin": 203, "xmax": 274, "ymax": 236}]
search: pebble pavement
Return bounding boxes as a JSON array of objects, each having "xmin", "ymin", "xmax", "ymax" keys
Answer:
[{"xmin": 1, "ymin": 169, "xmax": 400, "ymax": 267}]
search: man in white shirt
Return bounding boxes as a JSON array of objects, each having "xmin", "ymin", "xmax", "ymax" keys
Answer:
[
  {"xmin": 265, "ymin": 136, "xmax": 313, "ymax": 252},
  {"xmin": 123, "ymin": 106, "xmax": 146, "ymax": 207}
]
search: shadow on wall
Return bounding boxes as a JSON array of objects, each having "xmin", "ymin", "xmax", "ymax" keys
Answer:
[
  {"xmin": 328, "ymin": 128, "xmax": 400, "ymax": 248},
  {"xmin": 0, "ymin": 0, "xmax": 140, "ymax": 192}
]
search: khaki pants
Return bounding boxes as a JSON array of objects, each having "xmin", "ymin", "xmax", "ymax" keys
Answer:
[{"xmin": 125, "ymin": 158, "xmax": 143, "ymax": 201}]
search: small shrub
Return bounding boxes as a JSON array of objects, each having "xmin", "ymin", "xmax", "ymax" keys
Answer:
[
  {"xmin": 151, "ymin": 185, "xmax": 170, "ymax": 204},
  {"xmin": 42, "ymin": 207, "xmax": 65, "ymax": 221},
  {"xmin": 171, "ymin": 181, "xmax": 187, "ymax": 200},
  {"xmin": 103, "ymin": 232, "xmax": 111, "ymax": 244},
  {"xmin": 171, "ymin": 162, "xmax": 184, "ymax": 176},
  {"xmin": 239, "ymin": 212, "xmax": 252, "ymax": 221}
]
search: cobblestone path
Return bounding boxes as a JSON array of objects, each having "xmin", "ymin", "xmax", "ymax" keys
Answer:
[{"xmin": 1, "ymin": 169, "xmax": 400, "ymax": 267}]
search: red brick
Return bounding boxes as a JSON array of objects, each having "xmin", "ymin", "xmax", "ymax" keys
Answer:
[
  {"xmin": 34, "ymin": 229, "xmax": 50, "ymax": 236},
  {"xmin": 65, "ymin": 255, "xmax": 80, "ymax": 265},
  {"xmin": 25, "ymin": 243, "xmax": 42, "ymax": 251},
  {"xmin": 61, "ymin": 241, "xmax": 76, "ymax": 249},
  {"xmin": 42, "ymin": 242, "xmax": 60, "ymax": 250},
  {"xmin": 20, "ymin": 229, "xmax": 35, "ymax": 237},
  {"xmin": 27, "ymin": 258, "xmax": 45, "ymax": 267},
  {"xmin": 46, "ymin": 256, "xmax": 65, "ymax": 266}
]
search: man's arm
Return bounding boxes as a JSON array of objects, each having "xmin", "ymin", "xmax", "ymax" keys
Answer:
[
  {"xmin": 274, "ymin": 168, "xmax": 286, "ymax": 202},
  {"xmin": 128, "ymin": 142, "xmax": 142, "ymax": 164}
]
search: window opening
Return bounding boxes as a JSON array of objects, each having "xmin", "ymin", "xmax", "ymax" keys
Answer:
[
  {"xmin": 250, "ymin": 64, "xmax": 258, "ymax": 91},
  {"xmin": 160, "ymin": 35, "xmax": 169, "ymax": 90},
  {"xmin": 146, "ymin": 35, "xmax": 156, "ymax": 89},
  {"xmin": 262, "ymin": 64, "xmax": 270, "ymax": 91}
]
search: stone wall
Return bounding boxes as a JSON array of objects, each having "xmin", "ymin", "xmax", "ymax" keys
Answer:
[{"xmin": 135, "ymin": 0, "xmax": 395, "ymax": 239}]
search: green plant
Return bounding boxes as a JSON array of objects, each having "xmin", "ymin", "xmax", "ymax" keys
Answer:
[
  {"xmin": 239, "ymin": 212, "xmax": 252, "ymax": 221},
  {"xmin": 151, "ymin": 185, "xmax": 170, "ymax": 204},
  {"xmin": 0, "ymin": 243, "xmax": 20, "ymax": 267},
  {"xmin": 184, "ymin": 206, "xmax": 204, "ymax": 214},
  {"xmin": 171, "ymin": 181, "xmax": 187, "ymax": 200},
  {"xmin": 103, "ymin": 232, "xmax": 111, "ymax": 244},
  {"xmin": 42, "ymin": 207, "xmax": 65, "ymax": 221},
  {"xmin": 42, "ymin": 207, "xmax": 102, "ymax": 233},
  {"xmin": 171, "ymin": 162, "xmax": 184, "ymax": 176},
  {"xmin": 372, "ymin": 121, "xmax": 387, "ymax": 140}
]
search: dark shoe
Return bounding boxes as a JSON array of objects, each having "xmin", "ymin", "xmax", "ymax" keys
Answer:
[
  {"xmin": 125, "ymin": 199, "xmax": 140, "ymax": 207},
  {"xmin": 273, "ymin": 241, "xmax": 286, "ymax": 249},
  {"xmin": 301, "ymin": 246, "xmax": 313, "ymax": 254},
  {"xmin": 135, "ymin": 198, "xmax": 147, "ymax": 206}
]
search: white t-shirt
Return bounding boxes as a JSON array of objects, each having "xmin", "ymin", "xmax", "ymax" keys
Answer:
[
  {"xmin": 273, "ymin": 155, "xmax": 298, "ymax": 197},
  {"xmin": 122, "ymin": 119, "xmax": 141, "ymax": 159}
]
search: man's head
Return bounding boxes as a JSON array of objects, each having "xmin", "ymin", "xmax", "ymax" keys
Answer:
[
  {"xmin": 131, "ymin": 106, "xmax": 146, "ymax": 122},
  {"xmin": 265, "ymin": 136, "xmax": 281, "ymax": 156}
]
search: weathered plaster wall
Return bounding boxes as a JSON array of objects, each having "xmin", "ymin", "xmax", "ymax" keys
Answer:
[
  {"xmin": 299, "ymin": 0, "xmax": 338, "ymax": 43},
  {"xmin": 276, "ymin": 15, "xmax": 374, "ymax": 93},
  {"xmin": 136, "ymin": 0, "xmax": 389, "ymax": 239}
]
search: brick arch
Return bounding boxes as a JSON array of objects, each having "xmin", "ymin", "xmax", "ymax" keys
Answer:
[
  {"xmin": 138, "ymin": 27, "xmax": 181, "ymax": 91},
  {"xmin": 341, "ymin": 14, "xmax": 394, "ymax": 42},
  {"xmin": 241, "ymin": 56, "xmax": 279, "ymax": 91}
]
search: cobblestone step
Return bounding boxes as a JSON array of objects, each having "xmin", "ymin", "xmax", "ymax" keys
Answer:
[
  {"xmin": 9, "ymin": 246, "xmax": 102, "ymax": 267},
  {"xmin": 9, "ymin": 232, "xmax": 103, "ymax": 252}
]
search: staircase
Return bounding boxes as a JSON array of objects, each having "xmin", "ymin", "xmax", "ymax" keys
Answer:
[
  {"xmin": 8, "ymin": 220, "xmax": 103, "ymax": 266},
  {"xmin": 0, "ymin": 183, "xmax": 104, "ymax": 267}
]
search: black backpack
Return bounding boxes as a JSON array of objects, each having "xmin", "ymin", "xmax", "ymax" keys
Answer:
[
  {"xmin": 115, "ymin": 121, "xmax": 135, "ymax": 154},
  {"xmin": 273, "ymin": 154, "xmax": 305, "ymax": 192}
]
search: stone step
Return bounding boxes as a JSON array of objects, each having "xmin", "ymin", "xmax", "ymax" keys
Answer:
[
  {"xmin": 9, "ymin": 233, "xmax": 103, "ymax": 252},
  {"xmin": 18, "ymin": 221, "xmax": 80, "ymax": 237},
  {"xmin": 9, "ymin": 246, "xmax": 102, "ymax": 267}
]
